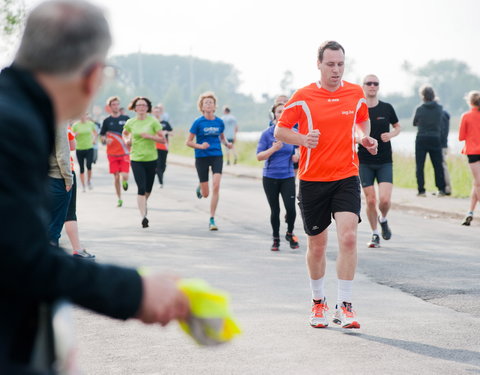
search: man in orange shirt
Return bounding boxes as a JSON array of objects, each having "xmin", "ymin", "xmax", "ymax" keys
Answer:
[{"xmin": 275, "ymin": 41, "xmax": 378, "ymax": 329}]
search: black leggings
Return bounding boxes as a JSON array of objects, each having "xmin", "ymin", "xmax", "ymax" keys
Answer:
[
  {"xmin": 76, "ymin": 148, "xmax": 94, "ymax": 174},
  {"xmin": 156, "ymin": 149, "xmax": 168, "ymax": 185},
  {"xmin": 131, "ymin": 160, "xmax": 157, "ymax": 195},
  {"xmin": 262, "ymin": 176, "xmax": 296, "ymax": 238}
]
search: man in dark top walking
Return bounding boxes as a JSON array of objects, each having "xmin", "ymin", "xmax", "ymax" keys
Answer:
[
  {"xmin": 359, "ymin": 75, "xmax": 401, "ymax": 248},
  {"xmin": 0, "ymin": 1, "xmax": 188, "ymax": 373},
  {"xmin": 413, "ymin": 85, "xmax": 447, "ymax": 197}
]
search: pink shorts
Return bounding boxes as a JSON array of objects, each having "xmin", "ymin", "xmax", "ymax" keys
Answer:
[{"xmin": 108, "ymin": 155, "xmax": 130, "ymax": 174}]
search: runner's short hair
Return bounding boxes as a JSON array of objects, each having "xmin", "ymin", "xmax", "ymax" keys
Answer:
[
  {"xmin": 197, "ymin": 91, "xmax": 217, "ymax": 113},
  {"xmin": 317, "ymin": 41, "xmax": 345, "ymax": 62},
  {"xmin": 106, "ymin": 96, "xmax": 120, "ymax": 107},
  {"xmin": 274, "ymin": 94, "xmax": 289, "ymax": 105},
  {"xmin": 128, "ymin": 96, "xmax": 152, "ymax": 113}
]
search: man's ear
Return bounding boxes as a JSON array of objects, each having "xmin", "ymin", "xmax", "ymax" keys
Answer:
[
  {"xmin": 317, "ymin": 59, "xmax": 321, "ymax": 70},
  {"xmin": 81, "ymin": 63, "xmax": 103, "ymax": 97}
]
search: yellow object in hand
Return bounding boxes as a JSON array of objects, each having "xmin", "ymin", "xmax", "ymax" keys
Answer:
[{"xmin": 177, "ymin": 279, "xmax": 241, "ymax": 346}]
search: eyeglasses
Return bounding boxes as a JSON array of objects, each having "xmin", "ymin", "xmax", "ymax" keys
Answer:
[
  {"xmin": 135, "ymin": 103, "xmax": 148, "ymax": 107},
  {"xmin": 364, "ymin": 82, "xmax": 379, "ymax": 87}
]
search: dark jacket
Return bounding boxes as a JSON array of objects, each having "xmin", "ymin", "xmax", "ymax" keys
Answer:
[
  {"xmin": 0, "ymin": 66, "xmax": 143, "ymax": 373},
  {"xmin": 413, "ymin": 101, "xmax": 444, "ymax": 138},
  {"xmin": 440, "ymin": 110, "xmax": 450, "ymax": 148}
]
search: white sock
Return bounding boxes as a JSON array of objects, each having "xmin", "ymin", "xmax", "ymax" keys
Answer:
[
  {"xmin": 379, "ymin": 216, "xmax": 387, "ymax": 223},
  {"xmin": 337, "ymin": 279, "xmax": 353, "ymax": 306},
  {"xmin": 310, "ymin": 277, "xmax": 325, "ymax": 301},
  {"xmin": 373, "ymin": 229, "xmax": 380, "ymax": 235}
]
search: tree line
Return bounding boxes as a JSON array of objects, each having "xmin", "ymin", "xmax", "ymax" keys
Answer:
[{"xmin": 94, "ymin": 53, "xmax": 480, "ymax": 131}]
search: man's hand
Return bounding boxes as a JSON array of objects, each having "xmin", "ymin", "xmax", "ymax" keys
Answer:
[
  {"xmin": 380, "ymin": 132, "xmax": 393, "ymax": 143},
  {"xmin": 200, "ymin": 142, "xmax": 210, "ymax": 150},
  {"xmin": 303, "ymin": 129, "xmax": 320, "ymax": 149},
  {"xmin": 66, "ymin": 185, "xmax": 72, "ymax": 192},
  {"xmin": 271, "ymin": 140, "xmax": 283, "ymax": 151},
  {"xmin": 361, "ymin": 136, "xmax": 378, "ymax": 155},
  {"xmin": 137, "ymin": 274, "xmax": 190, "ymax": 326},
  {"xmin": 225, "ymin": 142, "xmax": 233, "ymax": 149}
]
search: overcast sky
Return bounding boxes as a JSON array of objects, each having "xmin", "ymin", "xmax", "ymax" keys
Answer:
[{"xmin": 13, "ymin": 0, "xmax": 480, "ymax": 99}]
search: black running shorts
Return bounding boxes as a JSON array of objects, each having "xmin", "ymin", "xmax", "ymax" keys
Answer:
[
  {"xmin": 467, "ymin": 154, "xmax": 480, "ymax": 164},
  {"xmin": 298, "ymin": 176, "xmax": 361, "ymax": 236},
  {"xmin": 195, "ymin": 155, "xmax": 223, "ymax": 183},
  {"xmin": 359, "ymin": 163, "xmax": 393, "ymax": 187}
]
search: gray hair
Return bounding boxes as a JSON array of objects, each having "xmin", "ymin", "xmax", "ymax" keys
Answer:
[{"xmin": 15, "ymin": 0, "xmax": 111, "ymax": 75}]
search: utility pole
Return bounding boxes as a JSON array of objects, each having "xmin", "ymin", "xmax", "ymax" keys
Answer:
[
  {"xmin": 189, "ymin": 46, "xmax": 194, "ymax": 99},
  {"xmin": 137, "ymin": 46, "xmax": 143, "ymax": 88}
]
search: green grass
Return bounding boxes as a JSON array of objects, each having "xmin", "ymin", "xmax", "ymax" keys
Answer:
[
  {"xmin": 393, "ymin": 152, "xmax": 472, "ymax": 198},
  {"xmin": 170, "ymin": 131, "xmax": 473, "ymax": 198},
  {"xmin": 169, "ymin": 130, "xmax": 263, "ymax": 168}
]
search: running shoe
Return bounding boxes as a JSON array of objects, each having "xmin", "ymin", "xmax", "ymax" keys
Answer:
[
  {"xmin": 209, "ymin": 217, "xmax": 218, "ymax": 231},
  {"xmin": 271, "ymin": 238, "xmax": 280, "ymax": 251},
  {"xmin": 367, "ymin": 234, "xmax": 380, "ymax": 248},
  {"xmin": 142, "ymin": 217, "xmax": 149, "ymax": 228},
  {"xmin": 462, "ymin": 213, "xmax": 473, "ymax": 226},
  {"xmin": 122, "ymin": 180, "xmax": 128, "ymax": 191},
  {"xmin": 378, "ymin": 217, "xmax": 391, "ymax": 240},
  {"xmin": 196, "ymin": 185, "xmax": 202, "ymax": 199},
  {"xmin": 333, "ymin": 302, "xmax": 360, "ymax": 329},
  {"xmin": 88, "ymin": 182, "xmax": 93, "ymax": 190},
  {"xmin": 285, "ymin": 232, "xmax": 299, "ymax": 249},
  {"xmin": 117, "ymin": 199, "xmax": 123, "ymax": 207},
  {"xmin": 73, "ymin": 249, "xmax": 95, "ymax": 260},
  {"xmin": 309, "ymin": 299, "xmax": 329, "ymax": 328},
  {"xmin": 417, "ymin": 191, "xmax": 426, "ymax": 197}
]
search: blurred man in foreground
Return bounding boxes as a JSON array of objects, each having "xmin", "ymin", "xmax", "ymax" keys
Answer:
[{"xmin": 0, "ymin": 1, "xmax": 188, "ymax": 372}]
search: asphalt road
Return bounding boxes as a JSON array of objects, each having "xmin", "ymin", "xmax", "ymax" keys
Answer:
[{"xmin": 65, "ymin": 157, "xmax": 480, "ymax": 375}]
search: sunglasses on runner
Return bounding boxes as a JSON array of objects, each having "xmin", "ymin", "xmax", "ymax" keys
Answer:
[{"xmin": 364, "ymin": 82, "xmax": 379, "ymax": 86}]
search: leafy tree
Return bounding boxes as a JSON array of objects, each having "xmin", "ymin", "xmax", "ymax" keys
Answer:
[
  {"xmin": 0, "ymin": 0, "xmax": 25, "ymax": 58},
  {"xmin": 95, "ymin": 53, "xmax": 271, "ymax": 130},
  {"xmin": 383, "ymin": 59, "xmax": 480, "ymax": 123},
  {"xmin": 412, "ymin": 59, "xmax": 480, "ymax": 115},
  {"xmin": 0, "ymin": 0, "xmax": 24, "ymax": 36}
]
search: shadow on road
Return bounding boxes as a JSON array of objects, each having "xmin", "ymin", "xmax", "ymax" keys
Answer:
[{"xmin": 350, "ymin": 332, "xmax": 480, "ymax": 369}]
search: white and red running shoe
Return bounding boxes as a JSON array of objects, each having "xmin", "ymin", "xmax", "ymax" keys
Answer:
[
  {"xmin": 333, "ymin": 302, "xmax": 360, "ymax": 329},
  {"xmin": 309, "ymin": 299, "xmax": 329, "ymax": 328}
]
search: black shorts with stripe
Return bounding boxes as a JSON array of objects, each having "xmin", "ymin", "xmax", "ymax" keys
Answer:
[{"xmin": 298, "ymin": 176, "xmax": 361, "ymax": 236}]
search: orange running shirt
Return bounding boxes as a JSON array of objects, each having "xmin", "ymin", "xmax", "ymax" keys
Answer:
[
  {"xmin": 277, "ymin": 81, "xmax": 369, "ymax": 182},
  {"xmin": 459, "ymin": 109, "xmax": 480, "ymax": 155}
]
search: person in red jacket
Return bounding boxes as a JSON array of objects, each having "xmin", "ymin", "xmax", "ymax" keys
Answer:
[{"xmin": 459, "ymin": 90, "xmax": 480, "ymax": 225}]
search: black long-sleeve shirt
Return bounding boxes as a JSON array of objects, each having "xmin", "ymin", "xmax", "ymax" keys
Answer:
[{"xmin": 0, "ymin": 65, "xmax": 143, "ymax": 373}]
